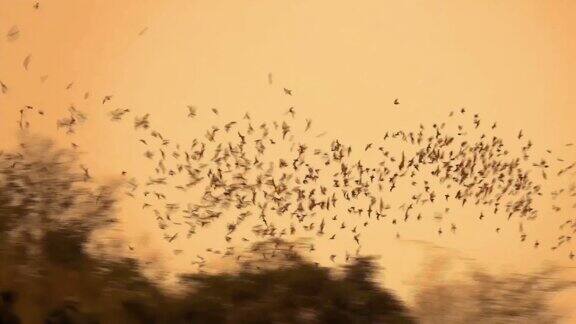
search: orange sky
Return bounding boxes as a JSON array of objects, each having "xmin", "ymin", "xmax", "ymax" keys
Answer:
[{"xmin": 2, "ymin": 0, "xmax": 576, "ymax": 321}]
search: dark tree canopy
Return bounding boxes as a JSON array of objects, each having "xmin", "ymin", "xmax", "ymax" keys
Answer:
[{"xmin": 174, "ymin": 246, "xmax": 415, "ymax": 324}]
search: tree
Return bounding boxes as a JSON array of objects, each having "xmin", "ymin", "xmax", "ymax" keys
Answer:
[
  {"xmin": 173, "ymin": 239, "xmax": 415, "ymax": 324},
  {"xmin": 412, "ymin": 256, "xmax": 575, "ymax": 324},
  {"xmin": 0, "ymin": 135, "xmax": 163, "ymax": 323}
]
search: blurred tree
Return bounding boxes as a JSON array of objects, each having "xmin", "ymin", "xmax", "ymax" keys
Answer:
[
  {"xmin": 173, "ymin": 239, "xmax": 416, "ymax": 324},
  {"xmin": 0, "ymin": 136, "xmax": 163, "ymax": 323},
  {"xmin": 412, "ymin": 256, "xmax": 575, "ymax": 324}
]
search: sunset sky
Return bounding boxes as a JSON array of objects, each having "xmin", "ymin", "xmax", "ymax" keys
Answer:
[{"xmin": 2, "ymin": 0, "xmax": 576, "ymax": 321}]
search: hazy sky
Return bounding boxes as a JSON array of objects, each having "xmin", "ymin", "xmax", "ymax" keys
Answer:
[{"xmin": 2, "ymin": 0, "xmax": 576, "ymax": 320}]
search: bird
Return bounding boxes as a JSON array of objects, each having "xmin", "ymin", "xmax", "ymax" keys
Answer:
[
  {"xmin": 23, "ymin": 55, "xmax": 31, "ymax": 70},
  {"xmin": 167, "ymin": 233, "xmax": 178, "ymax": 243},
  {"xmin": 134, "ymin": 114, "xmax": 150, "ymax": 129},
  {"xmin": 283, "ymin": 88, "xmax": 292, "ymax": 95},
  {"xmin": 6, "ymin": 25, "xmax": 19, "ymax": 41},
  {"xmin": 80, "ymin": 165, "xmax": 90, "ymax": 181},
  {"xmin": 187, "ymin": 105, "xmax": 197, "ymax": 118},
  {"xmin": 305, "ymin": 119, "xmax": 312, "ymax": 132},
  {"xmin": 109, "ymin": 108, "xmax": 130, "ymax": 121},
  {"xmin": 393, "ymin": 98, "xmax": 399, "ymax": 105}
]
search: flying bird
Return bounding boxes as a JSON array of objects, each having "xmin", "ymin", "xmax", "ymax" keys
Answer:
[
  {"xmin": 134, "ymin": 114, "xmax": 150, "ymax": 129},
  {"xmin": 6, "ymin": 26, "xmax": 19, "ymax": 41},
  {"xmin": 23, "ymin": 55, "xmax": 31, "ymax": 70},
  {"xmin": 305, "ymin": 119, "xmax": 312, "ymax": 131},
  {"xmin": 187, "ymin": 105, "xmax": 197, "ymax": 118}
]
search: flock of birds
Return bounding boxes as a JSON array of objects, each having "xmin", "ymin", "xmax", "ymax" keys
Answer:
[
  {"xmin": 2, "ymin": 7, "xmax": 576, "ymax": 270},
  {"xmin": 114, "ymin": 102, "xmax": 576, "ymax": 265}
]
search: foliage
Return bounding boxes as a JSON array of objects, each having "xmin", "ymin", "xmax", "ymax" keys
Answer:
[{"xmin": 412, "ymin": 256, "xmax": 575, "ymax": 324}]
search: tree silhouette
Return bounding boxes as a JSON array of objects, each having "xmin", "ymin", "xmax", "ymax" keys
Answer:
[
  {"xmin": 412, "ymin": 256, "xmax": 575, "ymax": 324},
  {"xmin": 171, "ymin": 239, "xmax": 415, "ymax": 324},
  {"xmin": 0, "ymin": 136, "xmax": 163, "ymax": 323}
]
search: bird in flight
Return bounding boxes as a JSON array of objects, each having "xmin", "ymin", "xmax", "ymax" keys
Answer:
[
  {"xmin": 305, "ymin": 119, "xmax": 312, "ymax": 132},
  {"xmin": 134, "ymin": 114, "xmax": 150, "ymax": 129},
  {"xmin": 109, "ymin": 108, "xmax": 130, "ymax": 121},
  {"xmin": 6, "ymin": 26, "xmax": 19, "ymax": 41},
  {"xmin": 80, "ymin": 165, "xmax": 90, "ymax": 181},
  {"xmin": 393, "ymin": 98, "xmax": 399, "ymax": 105},
  {"xmin": 283, "ymin": 88, "xmax": 292, "ymax": 95},
  {"xmin": 187, "ymin": 105, "xmax": 197, "ymax": 118},
  {"xmin": 23, "ymin": 55, "xmax": 31, "ymax": 70}
]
